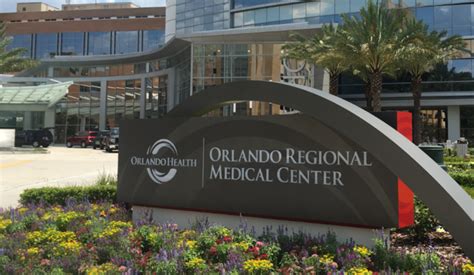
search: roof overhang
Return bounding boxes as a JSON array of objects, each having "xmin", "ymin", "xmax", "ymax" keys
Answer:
[
  {"xmin": 17, "ymin": 38, "xmax": 190, "ymax": 76},
  {"xmin": 177, "ymin": 22, "xmax": 324, "ymax": 43},
  {"xmin": 0, "ymin": 81, "xmax": 72, "ymax": 108}
]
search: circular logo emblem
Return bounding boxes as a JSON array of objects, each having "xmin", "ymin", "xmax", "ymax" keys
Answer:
[{"xmin": 146, "ymin": 139, "xmax": 178, "ymax": 184}]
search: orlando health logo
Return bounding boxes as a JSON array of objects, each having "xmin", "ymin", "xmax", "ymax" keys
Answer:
[{"xmin": 130, "ymin": 139, "xmax": 198, "ymax": 184}]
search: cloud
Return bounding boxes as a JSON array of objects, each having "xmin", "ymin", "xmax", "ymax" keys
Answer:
[{"xmin": 0, "ymin": 0, "xmax": 165, "ymax": 13}]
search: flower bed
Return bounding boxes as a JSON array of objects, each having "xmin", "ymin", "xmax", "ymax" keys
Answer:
[{"xmin": 0, "ymin": 202, "xmax": 472, "ymax": 274}]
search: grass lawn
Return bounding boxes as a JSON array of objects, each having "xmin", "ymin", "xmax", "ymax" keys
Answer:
[{"xmin": 462, "ymin": 186, "xmax": 474, "ymax": 198}]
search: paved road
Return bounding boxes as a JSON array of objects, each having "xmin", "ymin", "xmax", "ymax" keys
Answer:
[{"xmin": 0, "ymin": 146, "xmax": 118, "ymax": 208}]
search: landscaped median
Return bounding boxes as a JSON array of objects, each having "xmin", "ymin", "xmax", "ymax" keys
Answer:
[
  {"xmin": 1, "ymin": 162, "xmax": 473, "ymax": 274},
  {"xmin": 1, "ymin": 199, "xmax": 473, "ymax": 274}
]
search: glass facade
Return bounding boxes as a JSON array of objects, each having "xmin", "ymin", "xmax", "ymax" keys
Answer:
[
  {"xmin": 233, "ymin": 0, "xmax": 292, "ymax": 9},
  {"xmin": 106, "ymin": 79, "xmax": 141, "ymax": 128},
  {"xmin": 143, "ymin": 30, "xmax": 165, "ymax": 51},
  {"xmin": 55, "ymin": 82, "xmax": 101, "ymax": 143},
  {"xmin": 460, "ymin": 106, "xmax": 474, "ymax": 144},
  {"xmin": 175, "ymin": 0, "xmax": 231, "ymax": 34},
  {"xmin": 192, "ymin": 43, "xmax": 312, "ymax": 116},
  {"xmin": 7, "ymin": 34, "xmax": 32, "ymax": 58},
  {"xmin": 145, "ymin": 76, "xmax": 168, "ymax": 119},
  {"xmin": 35, "ymin": 33, "xmax": 58, "ymax": 59},
  {"xmin": 233, "ymin": 2, "xmax": 473, "ymax": 32},
  {"xmin": 3, "ymin": 1, "xmax": 471, "ymax": 144},
  {"xmin": 6, "ymin": 30, "xmax": 164, "ymax": 59},
  {"xmin": 88, "ymin": 32, "xmax": 111, "ymax": 56},
  {"xmin": 115, "ymin": 31, "xmax": 139, "ymax": 55},
  {"xmin": 61, "ymin": 32, "xmax": 84, "ymax": 56}
]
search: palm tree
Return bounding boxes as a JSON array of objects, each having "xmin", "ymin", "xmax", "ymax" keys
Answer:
[
  {"xmin": 398, "ymin": 19, "xmax": 466, "ymax": 144},
  {"xmin": 283, "ymin": 24, "xmax": 347, "ymax": 95},
  {"xmin": 336, "ymin": 0, "xmax": 406, "ymax": 111},
  {"xmin": 0, "ymin": 23, "xmax": 36, "ymax": 73}
]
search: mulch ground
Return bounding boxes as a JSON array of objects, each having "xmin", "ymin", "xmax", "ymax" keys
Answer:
[{"xmin": 391, "ymin": 230, "xmax": 470, "ymax": 269}]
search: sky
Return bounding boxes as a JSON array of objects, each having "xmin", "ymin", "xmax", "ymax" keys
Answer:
[{"xmin": 0, "ymin": 0, "xmax": 166, "ymax": 13}]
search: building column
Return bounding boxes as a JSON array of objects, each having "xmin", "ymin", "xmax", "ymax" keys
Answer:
[
  {"xmin": 99, "ymin": 80, "xmax": 107, "ymax": 131},
  {"xmin": 44, "ymin": 109, "xmax": 55, "ymax": 128},
  {"xmin": 140, "ymin": 77, "xmax": 146, "ymax": 119},
  {"xmin": 23, "ymin": 111, "xmax": 32, "ymax": 130},
  {"xmin": 167, "ymin": 69, "xmax": 176, "ymax": 111},
  {"xmin": 447, "ymin": 105, "xmax": 461, "ymax": 142},
  {"xmin": 80, "ymin": 116, "xmax": 86, "ymax": 131}
]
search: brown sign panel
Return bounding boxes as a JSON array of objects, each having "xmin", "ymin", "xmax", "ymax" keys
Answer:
[{"xmin": 118, "ymin": 114, "xmax": 411, "ymax": 228}]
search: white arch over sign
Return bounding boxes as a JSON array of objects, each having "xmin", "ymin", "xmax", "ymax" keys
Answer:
[{"xmin": 168, "ymin": 80, "xmax": 474, "ymax": 258}]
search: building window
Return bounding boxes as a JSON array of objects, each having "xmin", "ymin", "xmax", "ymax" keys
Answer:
[
  {"xmin": 115, "ymin": 31, "xmax": 139, "ymax": 55},
  {"xmin": 460, "ymin": 106, "xmax": 474, "ymax": 144},
  {"xmin": 35, "ymin": 33, "xmax": 58, "ymax": 59},
  {"xmin": 7, "ymin": 34, "xmax": 32, "ymax": 58},
  {"xmin": 88, "ymin": 32, "xmax": 111, "ymax": 56},
  {"xmin": 61, "ymin": 32, "xmax": 84, "ymax": 56},
  {"xmin": 143, "ymin": 30, "xmax": 165, "ymax": 51}
]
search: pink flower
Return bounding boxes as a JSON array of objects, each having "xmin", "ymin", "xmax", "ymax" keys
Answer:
[
  {"xmin": 40, "ymin": 259, "xmax": 50, "ymax": 266},
  {"xmin": 209, "ymin": 246, "xmax": 217, "ymax": 255},
  {"xmin": 118, "ymin": 266, "xmax": 127, "ymax": 272},
  {"xmin": 256, "ymin": 241, "xmax": 264, "ymax": 247},
  {"xmin": 253, "ymin": 246, "xmax": 260, "ymax": 256}
]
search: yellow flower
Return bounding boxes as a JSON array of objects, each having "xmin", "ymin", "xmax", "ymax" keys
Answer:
[
  {"xmin": 347, "ymin": 267, "xmax": 373, "ymax": 274},
  {"xmin": 320, "ymin": 254, "xmax": 334, "ymax": 265},
  {"xmin": 243, "ymin": 259, "xmax": 273, "ymax": 273},
  {"xmin": 52, "ymin": 206, "xmax": 63, "ymax": 213},
  {"xmin": 109, "ymin": 206, "xmax": 117, "ymax": 214},
  {"xmin": 96, "ymin": 220, "xmax": 132, "ymax": 239},
  {"xmin": 27, "ymin": 247, "xmax": 40, "ymax": 255},
  {"xmin": 186, "ymin": 240, "xmax": 197, "ymax": 250},
  {"xmin": 234, "ymin": 241, "xmax": 250, "ymax": 251},
  {"xmin": 0, "ymin": 218, "xmax": 12, "ymax": 232},
  {"xmin": 26, "ymin": 228, "xmax": 76, "ymax": 246},
  {"xmin": 354, "ymin": 245, "xmax": 372, "ymax": 257},
  {"xmin": 55, "ymin": 211, "xmax": 84, "ymax": 228},
  {"xmin": 41, "ymin": 212, "xmax": 52, "ymax": 220},
  {"xmin": 180, "ymin": 229, "xmax": 197, "ymax": 239},
  {"xmin": 462, "ymin": 262, "xmax": 474, "ymax": 273},
  {"xmin": 18, "ymin": 207, "xmax": 29, "ymax": 215},
  {"xmin": 86, "ymin": 263, "xmax": 119, "ymax": 274},
  {"xmin": 185, "ymin": 257, "xmax": 206, "ymax": 270}
]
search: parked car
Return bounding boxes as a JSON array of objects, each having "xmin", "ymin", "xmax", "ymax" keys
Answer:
[
  {"xmin": 92, "ymin": 130, "xmax": 109, "ymax": 150},
  {"xmin": 104, "ymin": 127, "xmax": 119, "ymax": 152},
  {"xmin": 66, "ymin": 131, "xmax": 97, "ymax": 148},
  {"xmin": 15, "ymin": 129, "xmax": 53, "ymax": 148}
]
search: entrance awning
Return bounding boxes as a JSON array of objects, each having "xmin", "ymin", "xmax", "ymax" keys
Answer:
[{"xmin": 0, "ymin": 81, "xmax": 72, "ymax": 108}]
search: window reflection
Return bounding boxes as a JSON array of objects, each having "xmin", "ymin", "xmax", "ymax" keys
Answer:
[
  {"xmin": 88, "ymin": 32, "xmax": 111, "ymax": 56},
  {"xmin": 8, "ymin": 34, "xmax": 32, "ymax": 58},
  {"xmin": 36, "ymin": 33, "xmax": 57, "ymax": 59},
  {"xmin": 61, "ymin": 32, "xmax": 84, "ymax": 56},
  {"xmin": 115, "ymin": 31, "xmax": 138, "ymax": 55}
]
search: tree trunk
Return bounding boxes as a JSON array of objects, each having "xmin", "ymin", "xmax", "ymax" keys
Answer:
[
  {"xmin": 329, "ymin": 73, "xmax": 339, "ymax": 96},
  {"xmin": 364, "ymin": 81, "xmax": 372, "ymax": 111},
  {"xmin": 370, "ymin": 70, "xmax": 383, "ymax": 112},
  {"xmin": 411, "ymin": 76, "xmax": 423, "ymax": 145}
]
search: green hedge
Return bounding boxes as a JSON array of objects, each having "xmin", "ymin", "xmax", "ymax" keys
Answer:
[
  {"xmin": 449, "ymin": 172, "xmax": 474, "ymax": 188},
  {"xmin": 19, "ymin": 185, "xmax": 117, "ymax": 206}
]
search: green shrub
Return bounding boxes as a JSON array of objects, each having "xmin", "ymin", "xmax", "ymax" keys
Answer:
[
  {"xmin": 19, "ymin": 185, "xmax": 117, "ymax": 206},
  {"xmin": 449, "ymin": 172, "xmax": 474, "ymax": 188},
  {"xmin": 372, "ymin": 239, "xmax": 441, "ymax": 273},
  {"xmin": 95, "ymin": 173, "xmax": 117, "ymax": 186}
]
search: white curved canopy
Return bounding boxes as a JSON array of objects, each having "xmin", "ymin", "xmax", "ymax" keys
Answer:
[{"xmin": 0, "ymin": 81, "xmax": 72, "ymax": 108}]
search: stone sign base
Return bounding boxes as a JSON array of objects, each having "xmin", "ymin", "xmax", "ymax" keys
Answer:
[{"xmin": 132, "ymin": 206, "xmax": 389, "ymax": 248}]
